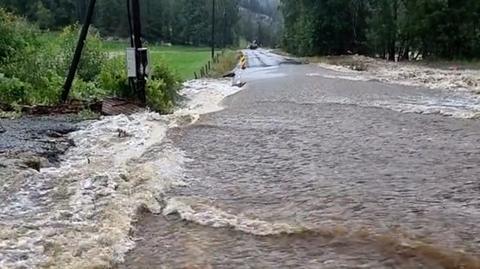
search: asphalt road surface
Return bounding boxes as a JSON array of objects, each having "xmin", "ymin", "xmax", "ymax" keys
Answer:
[{"xmin": 121, "ymin": 49, "xmax": 480, "ymax": 269}]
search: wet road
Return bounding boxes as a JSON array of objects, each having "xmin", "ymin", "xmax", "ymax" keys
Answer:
[{"xmin": 121, "ymin": 49, "xmax": 480, "ymax": 268}]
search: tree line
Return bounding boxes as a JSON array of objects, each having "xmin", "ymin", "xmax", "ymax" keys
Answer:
[
  {"xmin": 0, "ymin": 0, "xmax": 240, "ymax": 46},
  {"xmin": 281, "ymin": 0, "xmax": 480, "ymax": 60}
]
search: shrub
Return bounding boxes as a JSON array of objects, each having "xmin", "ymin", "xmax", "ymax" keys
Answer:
[
  {"xmin": 0, "ymin": 75, "xmax": 31, "ymax": 104},
  {"xmin": 2, "ymin": 48, "xmax": 65, "ymax": 105},
  {"xmin": 0, "ymin": 10, "xmax": 181, "ymax": 110},
  {"xmin": 25, "ymin": 70, "xmax": 63, "ymax": 104},
  {"xmin": 0, "ymin": 9, "xmax": 39, "ymax": 65},
  {"xmin": 58, "ymin": 25, "xmax": 107, "ymax": 82},
  {"xmin": 147, "ymin": 63, "xmax": 182, "ymax": 113},
  {"xmin": 72, "ymin": 79, "xmax": 106, "ymax": 101},
  {"xmin": 98, "ymin": 56, "xmax": 131, "ymax": 98},
  {"xmin": 0, "ymin": 13, "xmax": 102, "ymax": 105},
  {"xmin": 146, "ymin": 78, "xmax": 173, "ymax": 114}
]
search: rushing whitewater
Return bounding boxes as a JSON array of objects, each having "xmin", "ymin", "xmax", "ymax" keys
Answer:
[
  {"xmin": 0, "ymin": 79, "xmax": 242, "ymax": 269},
  {"xmin": 316, "ymin": 55, "xmax": 480, "ymax": 94}
]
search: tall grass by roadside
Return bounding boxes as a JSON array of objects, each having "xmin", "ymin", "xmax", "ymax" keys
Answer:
[{"xmin": 210, "ymin": 51, "xmax": 241, "ymax": 77}]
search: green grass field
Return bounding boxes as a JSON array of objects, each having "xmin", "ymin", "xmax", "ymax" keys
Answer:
[
  {"xmin": 35, "ymin": 32, "xmax": 226, "ymax": 80},
  {"xmin": 104, "ymin": 41, "xmax": 213, "ymax": 80}
]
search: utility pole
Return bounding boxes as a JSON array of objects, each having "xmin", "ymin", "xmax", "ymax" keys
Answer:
[
  {"xmin": 60, "ymin": 0, "xmax": 96, "ymax": 103},
  {"xmin": 130, "ymin": 0, "xmax": 147, "ymax": 104},
  {"xmin": 211, "ymin": 0, "xmax": 215, "ymax": 59}
]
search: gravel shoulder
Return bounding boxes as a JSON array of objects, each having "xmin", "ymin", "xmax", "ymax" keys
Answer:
[{"xmin": 0, "ymin": 115, "xmax": 79, "ymax": 171}]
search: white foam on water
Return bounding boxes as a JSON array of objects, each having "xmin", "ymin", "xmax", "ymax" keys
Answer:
[
  {"xmin": 0, "ymin": 79, "xmax": 242, "ymax": 269},
  {"xmin": 313, "ymin": 59, "xmax": 480, "ymax": 119},
  {"xmin": 306, "ymin": 73, "xmax": 371, "ymax": 81},
  {"xmin": 310, "ymin": 96, "xmax": 480, "ymax": 119},
  {"xmin": 371, "ymin": 98, "xmax": 480, "ymax": 119},
  {"xmin": 317, "ymin": 57, "xmax": 480, "ymax": 93},
  {"xmin": 176, "ymin": 79, "xmax": 242, "ymax": 116},
  {"xmin": 163, "ymin": 197, "xmax": 305, "ymax": 236}
]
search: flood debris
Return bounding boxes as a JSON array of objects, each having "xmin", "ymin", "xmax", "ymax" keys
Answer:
[
  {"xmin": 23, "ymin": 159, "xmax": 42, "ymax": 171},
  {"xmin": 316, "ymin": 55, "xmax": 480, "ymax": 93},
  {"xmin": 20, "ymin": 99, "xmax": 102, "ymax": 115},
  {"xmin": 117, "ymin": 128, "xmax": 132, "ymax": 138},
  {"xmin": 102, "ymin": 97, "xmax": 145, "ymax": 116}
]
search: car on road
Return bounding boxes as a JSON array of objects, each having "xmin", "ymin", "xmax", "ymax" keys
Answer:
[{"xmin": 248, "ymin": 40, "xmax": 259, "ymax": 50}]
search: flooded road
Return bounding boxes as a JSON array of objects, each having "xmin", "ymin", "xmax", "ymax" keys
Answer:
[{"xmin": 120, "ymin": 50, "xmax": 480, "ymax": 268}]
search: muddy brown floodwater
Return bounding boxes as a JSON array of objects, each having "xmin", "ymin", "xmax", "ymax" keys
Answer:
[{"xmin": 120, "ymin": 50, "xmax": 480, "ymax": 269}]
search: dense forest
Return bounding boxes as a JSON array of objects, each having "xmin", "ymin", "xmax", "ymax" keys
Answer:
[
  {"xmin": 0, "ymin": 0, "xmax": 241, "ymax": 46},
  {"xmin": 3, "ymin": 0, "xmax": 478, "ymax": 60},
  {"xmin": 281, "ymin": 0, "xmax": 480, "ymax": 60}
]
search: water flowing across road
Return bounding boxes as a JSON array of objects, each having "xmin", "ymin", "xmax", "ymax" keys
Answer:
[
  {"xmin": 2, "ymin": 49, "xmax": 478, "ymax": 268},
  {"xmin": 120, "ymin": 50, "xmax": 480, "ymax": 268}
]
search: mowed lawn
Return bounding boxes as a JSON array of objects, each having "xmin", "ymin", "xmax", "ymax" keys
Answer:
[{"xmin": 104, "ymin": 42, "xmax": 212, "ymax": 80}]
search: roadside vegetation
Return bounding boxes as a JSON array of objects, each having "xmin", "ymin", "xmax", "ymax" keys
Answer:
[
  {"xmin": 0, "ymin": 9, "xmax": 217, "ymax": 114},
  {"xmin": 211, "ymin": 50, "xmax": 242, "ymax": 76},
  {"xmin": 0, "ymin": 0, "xmax": 277, "ymax": 117}
]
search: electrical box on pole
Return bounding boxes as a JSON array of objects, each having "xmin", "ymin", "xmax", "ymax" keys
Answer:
[
  {"xmin": 126, "ymin": 48, "xmax": 136, "ymax": 78},
  {"xmin": 126, "ymin": 48, "xmax": 149, "ymax": 79}
]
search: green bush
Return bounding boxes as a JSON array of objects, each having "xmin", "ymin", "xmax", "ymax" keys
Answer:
[
  {"xmin": 100, "ymin": 57, "xmax": 182, "ymax": 114},
  {"xmin": 0, "ymin": 9, "xmax": 39, "ymax": 65},
  {"xmin": 24, "ymin": 70, "xmax": 63, "ymax": 104},
  {"xmin": 2, "ymin": 47, "xmax": 64, "ymax": 105},
  {"xmin": 72, "ymin": 79, "xmax": 106, "ymax": 101},
  {"xmin": 0, "ymin": 75, "xmax": 31, "ymax": 104},
  {"xmin": 0, "ymin": 9, "xmax": 181, "ymax": 110},
  {"xmin": 58, "ymin": 25, "xmax": 107, "ymax": 82},
  {"xmin": 146, "ymin": 78, "xmax": 173, "ymax": 114},
  {"xmin": 147, "ymin": 63, "xmax": 182, "ymax": 113},
  {"xmin": 98, "ymin": 56, "xmax": 131, "ymax": 98},
  {"xmin": 0, "ymin": 13, "xmax": 109, "ymax": 106}
]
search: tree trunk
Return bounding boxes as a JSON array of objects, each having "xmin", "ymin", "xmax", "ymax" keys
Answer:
[
  {"xmin": 388, "ymin": 0, "xmax": 398, "ymax": 61},
  {"xmin": 388, "ymin": 42, "xmax": 396, "ymax": 61}
]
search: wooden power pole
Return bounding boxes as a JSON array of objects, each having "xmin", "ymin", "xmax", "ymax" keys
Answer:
[
  {"xmin": 130, "ymin": 0, "xmax": 147, "ymax": 104},
  {"xmin": 60, "ymin": 0, "xmax": 97, "ymax": 103}
]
